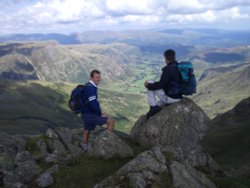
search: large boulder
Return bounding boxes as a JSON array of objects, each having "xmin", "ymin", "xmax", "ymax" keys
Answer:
[
  {"xmin": 88, "ymin": 130, "xmax": 134, "ymax": 160},
  {"xmin": 94, "ymin": 146, "xmax": 217, "ymax": 188},
  {"xmin": 169, "ymin": 161, "xmax": 216, "ymax": 188},
  {"xmin": 130, "ymin": 98, "xmax": 219, "ymax": 168}
]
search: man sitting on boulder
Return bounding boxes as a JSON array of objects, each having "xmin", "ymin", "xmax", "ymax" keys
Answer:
[
  {"xmin": 81, "ymin": 70, "xmax": 115, "ymax": 152},
  {"xmin": 144, "ymin": 49, "xmax": 182, "ymax": 119}
]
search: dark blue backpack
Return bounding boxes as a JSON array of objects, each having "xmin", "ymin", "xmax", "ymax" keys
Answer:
[
  {"xmin": 68, "ymin": 85, "xmax": 87, "ymax": 114},
  {"xmin": 172, "ymin": 62, "xmax": 197, "ymax": 95}
]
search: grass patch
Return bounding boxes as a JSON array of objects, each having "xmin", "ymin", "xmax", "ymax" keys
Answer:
[
  {"xmin": 50, "ymin": 154, "xmax": 132, "ymax": 188},
  {"xmin": 202, "ymin": 123, "xmax": 250, "ymax": 170},
  {"xmin": 210, "ymin": 177, "xmax": 250, "ymax": 188}
]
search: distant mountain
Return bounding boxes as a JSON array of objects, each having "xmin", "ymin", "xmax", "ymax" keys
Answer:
[
  {"xmin": 0, "ymin": 33, "xmax": 79, "ymax": 44},
  {"xmin": 1, "ymin": 29, "xmax": 250, "ymax": 47},
  {"xmin": 202, "ymin": 96, "xmax": 250, "ymax": 173}
]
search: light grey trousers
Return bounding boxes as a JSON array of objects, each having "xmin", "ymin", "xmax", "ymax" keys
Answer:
[{"xmin": 147, "ymin": 81, "xmax": 180, "ymax": 107}]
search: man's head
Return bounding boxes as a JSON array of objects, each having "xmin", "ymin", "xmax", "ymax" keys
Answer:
[
  {"xmin": 90, "ymin": 69, "xmax": 101, "ymax": 85},
  {"xmin": 164, "ymin": 49, "xmax": 176, "ymax": 64}
]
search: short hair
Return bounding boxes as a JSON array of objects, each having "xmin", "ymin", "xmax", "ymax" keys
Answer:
[
  {"xmin": 164, "ymin": 49, "xmax": 176, "ymax": 61},
  {"xmin": 90, "ymin": 69, "xmax": 100, "ymax": 78}
]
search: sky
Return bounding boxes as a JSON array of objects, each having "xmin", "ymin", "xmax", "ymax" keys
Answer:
[{"xmin": 1, "ymin": 0, "xmax": 250, "ymax": 35}]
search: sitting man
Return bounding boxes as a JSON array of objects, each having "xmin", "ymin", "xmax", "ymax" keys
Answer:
[{"xmin": 144, "ymin": 49, "xmax": 182, "ymax": 119}]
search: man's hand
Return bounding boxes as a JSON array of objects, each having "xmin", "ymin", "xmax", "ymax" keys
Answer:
[
  {"xmin": 144, "ymin": 80, "xmax": 148, "ymax": 88},
  {"xmin": 102, "ymin": 112, "xmax": 108, "ymax": 117}
]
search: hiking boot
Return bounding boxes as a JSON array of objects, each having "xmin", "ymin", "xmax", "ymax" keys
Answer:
[
  {"xmin": 146, "ymin": 106, "xmax": 161, "ymax": 119},
  {"xmin": 80, "ymin": 143, "xmax": 90, "ymax": 152}
]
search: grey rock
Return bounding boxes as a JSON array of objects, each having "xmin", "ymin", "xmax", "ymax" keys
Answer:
[
  {"xmin": 94, "ymin": 146, "xmax": 169, "ymax": 188},
  {"xmin": 89, "ymin": 130, "xmax": 134, "ymax": 160},
  {"xmin": 117, "ymin": 146, "xmax": 167, "ymax": 176},
  {"xmin": 68, "ymin": 144, "xmax": 82, "ymax": 155},
  {"xmin": 130, "ymin": 98, "xmax": 219, "ymax": 168},
  {"xmin": 55, "ymin": 127, "xmax": 73, "ymax": 144},
  {"xmin": 36, "ymin": 140, "xmax": 47, "ymax": 156},
  {"xmin": 44, "ymin": 153, "xmax": 75, "ymax": 165},
  {"xmin": 3, "ymin": 171, "xmax": 19, "ymax": 185},
  {"xmin": 0, "ymin": 153, "xmax": 15, "ymax": 171},
  {"xmin": 127, "ymin": 172, "xmax": 146, "ymax": 188},
  {"xmin": 0, "ymin": 133, "xmax": 25, "ymax": 160},
  {"xmin": 52, "ymin": 139, "xmax": 66, "ymax": 155},
  {"xmin": 44, "ymin": 154, "xmax": 59, "ymax": 164},
  {"xmin": 15, "ymin": 151, "xmax": 33, "ymax": 165},
  {"xmin": 169, "ymin": 161, "xmax": 217, "ymax": 188},
  {"xmin": 45, "ymin": 164, "xmax": 59, "ymax": 174},
  {"xmin": 14, "ymin": 151, "xmax": 41, "ymax": 183},
  {"xmin": 14, "ymin": 161, "xmax": 41, "ymax": 183},
  {"xmin": 36, "ymin": 173, "xmax": 54, "ymax": 187},
  {"xmin": 3, "ymin": 171, "xmax": 27, "ymax": 188},
  {"xmin": 45, "ymin": 129, "xmax": 58, "ymax": 139},
  {"xmin": 131, "ymin": 98, "xmax": 208, "ymax": 148}
]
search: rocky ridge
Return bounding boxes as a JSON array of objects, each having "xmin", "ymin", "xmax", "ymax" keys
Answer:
[{"xmin": 0, "ymin": 98, "xmax": 222, "ymax": 187}]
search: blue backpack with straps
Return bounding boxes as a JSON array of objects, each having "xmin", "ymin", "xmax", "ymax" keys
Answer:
[
  {"xmin": 172, "ymin": 62, "xmax": 197, "ymax": 95},
  {"xmin": 68, "ymin": 85, "xmax": 87, "ymax": 114}
]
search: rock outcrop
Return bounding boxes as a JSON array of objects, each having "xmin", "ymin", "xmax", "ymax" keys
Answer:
[
  {"xmin": 94, "ymin": 99, "xmax": 221, "ymax": 188},
  {"xmin": 94, "ymin": 146, "xmax": 217, "ymax": 188},
  {"xmin": 0, "ymin": 128, "xmax": 84, "ymax": 187},
  {"xmin": 130, "ymin": 98, "xmax": 219, "ymax": 169},
  {"xmin": 89, "ymin": 130, "xmax": 134, "ymax": 159},
  {"xmin": 0, "ymin": 98, "xmax": 223, "ymax": 187},
  {"xmin": 0, "ymin": 127, "xmax": 136, "ymax": 187},
  {"xmin": 169, "ymin": 161, "xmax": 216, "ymax": 188}
]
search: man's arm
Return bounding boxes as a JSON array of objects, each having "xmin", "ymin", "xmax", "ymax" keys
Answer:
[
  {"xmin": 85, "ymin": 86, "xmax": 102, "ymax": 116},
  {"xmin": 147, "ymin": 69, "xmax": 169, "ymax": 90}
]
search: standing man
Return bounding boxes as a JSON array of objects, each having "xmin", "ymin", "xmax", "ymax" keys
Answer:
[
  {"xmin": 144, "ymin": 49, "xmax": 182, "ymax": 119},
  {"xmin": 81, "ymin": 70, "xmax": 115, "ymax": 152}
]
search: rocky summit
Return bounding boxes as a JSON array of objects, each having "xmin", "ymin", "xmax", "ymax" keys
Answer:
[
  {"xmin": 0, "ymin": 98, "xmax": 223, "ymax": 187},
  {"xmin": 130, "ymin": 98, "xmax": 220, "ymax": 169},
  {"xmin": 93, "ymin": 98, "xmax": 220, "ymax": 188}
]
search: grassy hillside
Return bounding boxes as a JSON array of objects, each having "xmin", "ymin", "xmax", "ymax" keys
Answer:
[
  {"xmin": 0, "ymin": 80, "xmax": 147, "ymax": 135},
  {"xmin": 193, "ymin": 64, "xmax": 250, "ymax": 118},
  {"xmin": 0, "ymin": 42, "xmax": 137, "ymax": 85}
]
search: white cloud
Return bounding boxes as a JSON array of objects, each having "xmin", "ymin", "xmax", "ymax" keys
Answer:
[
  {"xmin": 106, "ymin": 0, "xmax": 152, "ymax": 14},
  {"xmin": 167, "ymin": 0, "xmax": 205, "ymax": 14},
  {"xmin": 0, "ymin": 0, "xmax": 250, "ymax": 34}
]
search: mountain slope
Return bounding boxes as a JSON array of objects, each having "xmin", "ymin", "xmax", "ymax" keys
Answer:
[
  {"xmin": 193, "ymin": 63, "xmax": 250, "ymax": 117},
  {"xmin": 202, "ymin": 97, "xmax": 250, "ymax": 171},
  {"xmin": 0, "ymin": 42, "xmax": 138, "ymax": 85},
  {"xmin": 0, "ymin": 80, "xmax": 147, "ymax": 134}
]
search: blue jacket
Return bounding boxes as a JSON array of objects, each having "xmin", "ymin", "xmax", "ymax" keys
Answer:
[
  {"xmin": 147, "ymin": 61, "xmax": 182, "ymax": 99},
  {"xmin": 81, "ymin": 81, "xmax": 102, "ymax": 116}
]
